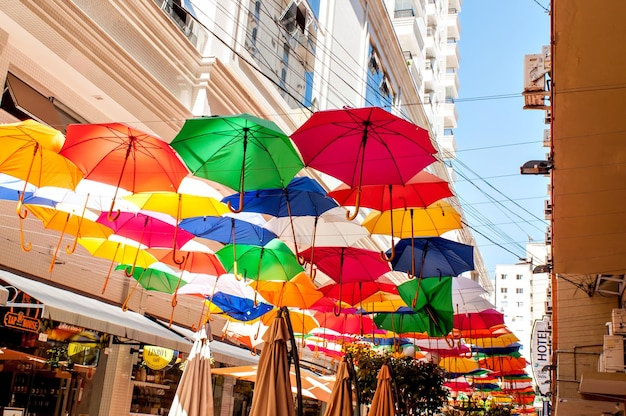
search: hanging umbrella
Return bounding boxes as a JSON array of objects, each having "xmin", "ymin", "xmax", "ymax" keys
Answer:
[
  {"xmin": 438, "ymin": 357, "xmax": 480, "ymax": 376},
  {"xmin": 125, "ymin": 192, "xmax": 229, "ymax": 264},
  {"xmin": 179, "ymin": 215, "xmax": 277, "ymax": 246},
  {"xmin": 478, "ymin": 356, "xmax": 528, "ymax": 375},
  {"xmin": 26, "ymin": 204, "xmax": 113, "ymax": 272},
  {"xmin": 216, "ymin": 238, "xmax": 303, "ymax": 281},
  {"xmin": 392, "ymin": 276, "xmax": 455, "ymax": 337},
  {"xmin": 60, "ymin": 123, "xmax": 190, "ymax": 220},
  {"xmin": 260, "ymin": 309, "xmax": 320, "ymax": 335},
  {"xmin": 357, "ymin": 292, "xmax": 408, "ymax": 313},
  {"xmin": 465, "ymin": 333, "xmax": 520, "ymax": 348},
  {"xmin": 147, "ymin": 248, "xmax": 226, "ymax": 276},
  {"xmin": 0, "ymin": 173, "xmax": 38, "ymax": 202},
  {"xmin": 300, "ymin": 246, "xmax": 391, "ymax": 315},
  {"xmin": 248, "ymin": 314, "xmax": 296, "ymax": 416},
  {"xmin": 323, "ymin": 356, "xmax": 354, "ymax": 416},
  {"xmin": 291, "ymin": 106, "xmax": 436, "ymax": 219},
  {"xmin": 362, "ymin": 202, "xmax": 463, "ymax": 239},
  {"xmin": 314, "ymin": 311, "xmax": 382, "ymax": 336},
  {"xmin": 264, "ymin": 207, "xmax": 368, "ymax": 253},
  {"xmin": 221, "ymin": 319, "xmax": 268, "ymax": 350},
  {"xmin": 320, "ymin": 281, "xmax": 399, "ymax": 308},
  {"xmin": 117, "ymin": 262, "xmax": 191, "ymax": 294},
  {"xmin": 168, "ymin": 323, "xmax": 214, "ymax": 416},
  {"xmin": 367, "ymin": 363, "xmax": 396, "ymax": 416},
  {"xmin": 389, "ymin": 237, "xmax": 474, "ymax": 279},
  {"xmin": 251, "ymin": 272, "xmax": 323, "ymax": 309},
  {"xmin": 78, "ymin": 236, "xmax": 157, "ymax": 293},
  {"xmin": 454, "ymin": 309, "xmax": 505, "ymax": 332},
  {"xmin": 209, "ymin": 292, "xmax": 274, "ymax": 322},
  {"xmin": 170, "ymin": 114, "xmax": 304, "ymax": 213}
]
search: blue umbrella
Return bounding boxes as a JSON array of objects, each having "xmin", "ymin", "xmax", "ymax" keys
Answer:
[
  {"xmin": 209, "ymin": 291, "xmax": 273, "ymax": 321},
  {"xmin": 179, "ymin": 215, "xmax": 276, "ymax": 246},
  {"xmin": 221, "ymin": 176, "xmax": 337, "ymax": 217},
  {"xmin": 388, "ymin": 237, "xmax": 474, "ymax": 278}
]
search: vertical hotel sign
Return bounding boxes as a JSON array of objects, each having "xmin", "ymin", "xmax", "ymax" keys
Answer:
[{"xmin": 531, "ymin": 315, "xmax": 552, "ymax": 396}]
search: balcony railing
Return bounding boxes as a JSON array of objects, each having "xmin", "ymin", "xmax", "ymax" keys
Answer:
[{"xmin": 394, "ymin": 8, "xmax": 415, "ymax": 18}]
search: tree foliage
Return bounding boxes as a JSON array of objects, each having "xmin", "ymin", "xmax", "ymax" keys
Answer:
[{"xmin": 344, "ymin": 342, "xmax": 448, "ymax": 415}]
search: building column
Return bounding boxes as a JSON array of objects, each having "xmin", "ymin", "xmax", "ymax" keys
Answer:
[
  {"xmin": 97, "ymin": 343, "xmax": 135, "ymax": 416},
  {"xmin": 219, "ymin": 375, "xmax": 235, "ymax": 416}
]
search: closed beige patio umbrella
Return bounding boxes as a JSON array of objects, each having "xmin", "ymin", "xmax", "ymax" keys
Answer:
[
  {"xmin": 367, "ymin": 364, "xmax": 395, "ymax": 416},
  {"xmin": 249, "ymin": 314, "xmax": 296, "ymax": 416},
  {"xmin": 323, "ymin": 356, "xmax": 354, "ymax": 416},
  {"xmin": 168, "ymin": 323, "xmax": 214, "ymax": 416}
]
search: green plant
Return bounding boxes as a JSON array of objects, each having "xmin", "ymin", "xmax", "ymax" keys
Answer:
[{"xmin": 46, "ymin": 345, "xmax": 68, "ymax": 369}]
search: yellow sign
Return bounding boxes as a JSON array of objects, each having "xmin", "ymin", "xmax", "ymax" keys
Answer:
[{"xmin": 143, "ymin": 345, "xmax": 176, "ymax": 371}]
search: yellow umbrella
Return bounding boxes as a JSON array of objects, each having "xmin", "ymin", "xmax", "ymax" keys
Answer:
[
  {"xmin": 78, "ymin": 236, "xmax": 157, "ymax": 294},
  {"xmin": 359, "ymin": 292, "xmax": 408, "ymax": 313},
  {"xmin": 250, "ymin": 272, "xmax": 323, "ymax": 309},
  {"xmin": 260, "ymin": 309, "xmax": 319, "ymax": 335},
  {"xmin": 367, "ymin": 364, "xmax": 396, "ymax": 416},
  {"xmin": 438, "ymin": 356, "xmax": 480, "ymax": 374},
  {"xmin": 465, "ymin": 333, "xmax": 520, "ymax": 348},
  {"xmin": 26, "ymin": 204, "xmax": 112, "ymax": 272},
  {"xmin": 0, "ymin": 120, "xmax": 84, "ymax": 249},
  {"xmin": 124, "ymin": 192, "xmax": 228, "ymax": 264},
  {"xmin": 361, "ymin": 201, "xmax": 462, "ymax": 239}
]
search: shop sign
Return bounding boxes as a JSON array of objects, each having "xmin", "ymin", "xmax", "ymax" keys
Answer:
[
  {"xmin": 3, "ymin": 311, "xmax": 41, "ymax": 333},
  {"xmin": 531, "ymin": 315, "xmax": 552, "ymax": 396},
  {"xmin": 143, "ymin": 345, "xmax": 177, "ymax": 370}
]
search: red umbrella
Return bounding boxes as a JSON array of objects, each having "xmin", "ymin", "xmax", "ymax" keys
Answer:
[
  {"xmin": 291, "ymin": 107, "xmax": 436, "ymax": 219},
  {"xmin": 300, "ymin": 246, "xmax": 391, "ymax": 314},
  {"xmin": 320, "ymin": 281, "xmax": 398, "ymax": 307},
  {"xmin": 60, "ymin": 123, "xmax": 190, "ymax": 220},
  {"xmin": 313, "ymin": 311, "xmax": 382, "ymax": 336},
  {"xmin": 454, "ymin": 309, "xmax": 505, "ymax": 332}
]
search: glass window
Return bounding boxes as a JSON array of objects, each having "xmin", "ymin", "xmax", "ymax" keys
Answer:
[
  {"xmin": 500, "ymin": 274, "xmax": 507, "ymax": 280},
  {"xmin": 516, "ymin": 288, "xmax": 524, "ymax": 294}
]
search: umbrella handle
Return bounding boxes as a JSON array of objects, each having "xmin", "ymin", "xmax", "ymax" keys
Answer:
[
  {"xmin": 379, "ymin": 243, "xmax": 396, "ymax": 262},
  {"xmin": 124, "ymin": 263, "xmax": 137, "ymax": 277},
  {"xmin": 102, "ymin": 244, "xmax": 121, "ymax": 294},
  {"xmin": 107, "ymin": 203, "xmax": 121, "ymax": 221},
  {"xmin": 18, "ymin": 215, "xmax": 32, "ymax": 252},
  {"xmin": 16, "ymin": 197, "xmax": 28, "ymax": 220},
  {"xmin": 227, "ymin": 192, "xmax": 245, "ymax": 213},
  {"xmin": 345, "ymin": 189, "xmax": 361, "ymax": 221},
  {"xmin": 16, "ymin": 143, "xmax": 38, "ymax": 221}
]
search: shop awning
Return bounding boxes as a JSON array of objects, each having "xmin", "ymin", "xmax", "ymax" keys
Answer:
[{"xmin": 0, "ymin": 270, "xmax": 192, "ymax": 353}]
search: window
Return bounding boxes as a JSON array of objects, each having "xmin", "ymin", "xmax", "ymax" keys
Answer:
[
  {"xmin": 516, "ymin": 274, "xmax": 523, "ymax": 280},
  {"xmin": 500, "ymin": 288, "xmax": 508, "ymax": 293},
  {"xmin": 500, "ymin": 274, "xmax": 507, "ymax": 280},
  {"xmin": 517, "ymin": 302, "xmax": 524, "ymax": 308},
  {"xmin": 280, "ymin": 1, "xmax": 307, "ymax": 34},
  {"xmin": 365, "ymin": 44, "xmax": 393, "ymax": 108},
  {"xmin": 516, "ymin": 288, "xmax": 524, "ymax": 294},
  {"xmin": 1, "ymin": 72, "xmax": 83, "ymax": 132}
]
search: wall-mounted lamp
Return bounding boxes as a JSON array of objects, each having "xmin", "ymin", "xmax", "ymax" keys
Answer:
[{"xmin": 520, "ymin": 159, "xmax": 553, "ymax": 175}]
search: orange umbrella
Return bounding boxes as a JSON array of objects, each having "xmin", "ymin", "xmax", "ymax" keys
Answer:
[
  {"xmin": 26, "ymin": 204, "xmax": 112, "ymax": 272},
  {"xmin": 367, "ymin": 364, "xmax": 396, "ymax": 416},
  {"xmin": 323, "ymin": 356, "xmax": 354, "ymax": 416},
  {"xmin": 249, "ymin": 314, "xmax": 296, "ymax": 416},
  {"xmin": 439, "ymin": 357, "xmax": 480, "ymax": 375},
  {"xmin": 261, "ymin": 309, "xmax": 319, "ymax": 335},
  {"xmin": 169, "ymin": 323, "xmax": 214, "ymax": 416},
  {"xmin": 251, "ymin": 272, "xmax": 323, "ymax": 309}
]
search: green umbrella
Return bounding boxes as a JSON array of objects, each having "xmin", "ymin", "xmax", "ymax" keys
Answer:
[
  {"xmin": 376, "ymin": 276, "xmax": 454, "ymax": 337},
  {"xmin": 170, "ymin": 114, "xmax": 304, "ymax": 212},
  {"xmin": 116, "ymin": 262, "xmax": 189, "ymax": 293},
  {"xmin": 215, "ymin": 239, "xmax": 304, "ymax": 282}
]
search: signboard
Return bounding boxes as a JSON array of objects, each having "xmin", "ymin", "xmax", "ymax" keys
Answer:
[
  {"xmin": 143, "ymin": 345, "xmax": 178, "ymax": 371},
  {"xmin": 531, "ymin": 315, "xmax": 552, "ymax": 396},
  {"xmin": 2, "ymin": 289, "xmax": 42, "ymax": 333},
  {"xmin": 3, "ymin": 311, "xmax": 41, "ymax": 333}
]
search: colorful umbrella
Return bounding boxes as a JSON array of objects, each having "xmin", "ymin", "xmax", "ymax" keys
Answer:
[
  {"xmin": 313, "ymin": 311, "xmax": 382, "ymax": 336},
  {"xmin": 438, "ymin": 357, "xmax": 480, "ymax": 375},
  {"xmin": 454, "ymin": 309, "xmax": 505, "ymax": 332},
  {"xmin": 320, "ymin": 281, "xmax": 399, "ymax": 308},
  {"xmin": 179, "ymin": 215, "xmax": 277, "ymax": 246},
  {"xmin": 290, "ymin": 106, "xmax": 436, "ymax": 219},
  {"xmin": 300, "ymin": 246, "xmax": 391, "ymax": 314},
  {"xmin": 362, "ymin": 202, "xmax": 463, "ymax": 239},
  {"xmin": 170, "ymin": 114, "xmax": 304, "ymax": 213},
  {"xmin": 118, "ymin": 262, "xmax": 189, "ymax": 294},
  {"xmin": 60, "ymin": 123, "xmax": 189, "ymax": 219},
  {"xmin": 216, "ymin": 239, "xmax": 303, "ymax": 281},
  {"xmin": 251, "ymin": 272, "xmax": 323, "ymax": 309},
  {"xmin": 209, "ymin": 292, "xmax": 274, "ymax": 322},
  {"xmin": 389, "ymin": 237, "xmax": 474, "ymax": 279},
  {"xmin": 147, "ymin": 248, "xmax": 226, "ymax": 276},
  {"xmin": 26, "ymin": 204, "xmax": 113, "ymax": 272},
  {"xmin": 260, "ymin": 309, "xmax": 320, "ymax": 335}
]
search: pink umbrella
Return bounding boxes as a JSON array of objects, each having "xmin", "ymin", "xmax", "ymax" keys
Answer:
[{"xmin": 96, "ymin": 211, "xmax": 195, "ymax": 274}]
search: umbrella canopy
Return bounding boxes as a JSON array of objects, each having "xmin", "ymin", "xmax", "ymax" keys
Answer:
[
  {"xmin": 367, "ymin": 363, "xmax": 396, "ymax": 416},
  {"xmin": 362, "ymin": 202, "xmax": 463, "ymax": 239},
  {"xmin": 249, "ymin": 314, "xmax": 296, "ymax": 416},
  {"xmin": 147, "ymin": 248, "xmax": 226, "ymax": 276},
  {"xmin": 264, "ymin": 207, "xmax": 368, "ymax": 248},
  {"xmin": 118, "ymin": 262, "xmax": 191, "ymax": 294},
  {"xmin": 393, "ymin": 277, "xmax": 455, "ymax": 337},
  {"xmin": 168, "ymin": 323, "xmax": 214, "ymax": 416},
  {"xmin": 314, "ymin": 311, "xmax": 382, "ymax": 336},
  {"xmin": 170, "ymin": 114, "xmax": 304, "ymax": 212},
  {"xmin": 260, "ymin": 309, "xmax": 320, "ymax": 335},
  {"xmin": 438, "ymin": 357, "xmax": 480, "ymax": 375},
  {"xmin": 323, "ymin": 357, "xmax": 354, "ymax": 416},
  {"xmin": 454, "ymin": 309, "xmax": 505, "ymax": 331},
  {"xmin": 300, "ymin": 246, "xmax": 391, "ymax": 284},
  {"xmin": 252, "ymin": 272, "xmax": 323, "ymax": 309},
  {"xmin": 222, "ymin": 176, "xmax": 337, "ymax": 216},
  {"xmin": 209, "ymin": 292, "xmax": 274, "ymax": 322},
  {"xmin": 389, "ymin": 237, "xmax": 475, "ymax": 278},
  {"xmin": 291, "ymin": 107, "xmax": 436, "ymax": 218},
  {"xmin": 328, "ymin": 171, "xmax": 453, "ymax": 211},
  {"xmin": 216, "ymin": 239, "xmax": 303, "ymax": 281},
  {"xmin": 478, "ymin": 356, "xmax": 528, "ymax": 374},
  {"xmin": 60, "ymin": 123, "xmax": 189, "ymax": 218},
  {"xmin": 321, "ymin": 281, "xmax": 399, "ymax": 308},
  {"xmin": 125, "ymin": 192, "xmax": 228, "ymax": 220},
  {"xmin": 179, "ymin": 215, "xmax": 277, "ymax": 246}
]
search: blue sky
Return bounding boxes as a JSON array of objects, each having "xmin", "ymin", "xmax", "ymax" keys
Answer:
[{"xmin": 453, "ymin": 2, "xmax": 551, "ymax": 276}]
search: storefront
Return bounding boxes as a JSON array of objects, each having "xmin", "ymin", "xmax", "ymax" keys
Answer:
[{"xmin": 0, "ymin": 270, "xmax": 192, "ymax": 416}]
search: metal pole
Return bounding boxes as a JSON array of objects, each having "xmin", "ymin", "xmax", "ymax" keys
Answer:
[{"xmin": 281, "ymin": 306, "xmax": 303, "ymax": 416}]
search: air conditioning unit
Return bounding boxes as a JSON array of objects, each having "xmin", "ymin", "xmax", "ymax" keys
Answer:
[
  {"xmin": 544, "ymin": 200, "xmax": 553, "ymax": 219},
  {"xmin": 600, "ymin": 335, "xmax": 624, "ymax": 372},
  {"xmin": 543, "ymin": 129, "xmax": 550, "ymax": 147},
  {"xmin": 612, "ymin": 309, "xmax": 626, "ymax": 335}
]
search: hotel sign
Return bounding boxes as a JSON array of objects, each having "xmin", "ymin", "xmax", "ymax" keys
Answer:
[{"xmin": 531, "ymin": 315, "xmax": 552, "ymax": 396}]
